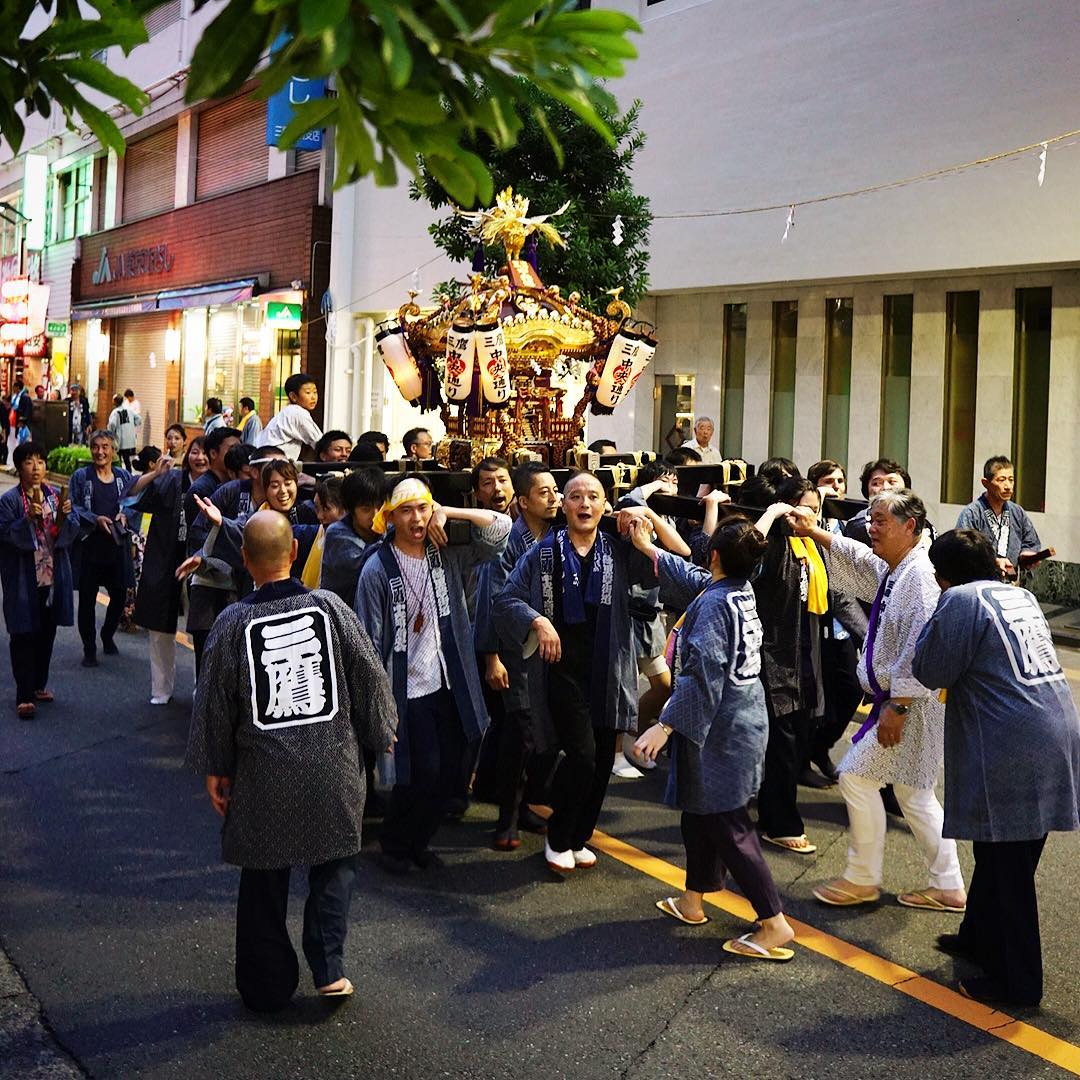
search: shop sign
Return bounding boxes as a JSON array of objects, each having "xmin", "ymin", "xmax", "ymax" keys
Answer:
[
  {"xmin": 91, "ymin": 243, "xmax": 175, "ymax": 286},
  {"xmin": 46, "ymin": 319, "xmax": 70, "ymax": 337},
  {"xmin": 266, "ymin": 35, "xmax": 326, "ymax": 151},
  {"xmin": 21, "ymin": 334, "xmax": 46, "ymax": 359},
  {"xmin": 265, "ymin": 300, "xmax": 302, "ymax": 329}
]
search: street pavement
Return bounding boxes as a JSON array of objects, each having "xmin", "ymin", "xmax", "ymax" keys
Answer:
[{"xmin": 1, "ymin": 617, "xmax": 1080, "ymax": 1079}]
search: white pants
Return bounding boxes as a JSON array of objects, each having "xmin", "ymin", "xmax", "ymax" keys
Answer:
[
  {"xmin": 838, "ymin": 771, "xmax": 964, "ymax": 891},
  {"xmin": 149, "ymin": 630, "xmax": 176, "ymax": 701}
]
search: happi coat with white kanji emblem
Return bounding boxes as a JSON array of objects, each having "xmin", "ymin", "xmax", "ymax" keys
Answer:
[
  {"xmin": 185, "ymin": 578, "xmax": 396, "ymax": 868},
  {"xmin": 913, "ymin": 581, "xmax": 1080, "ymax": 842}
]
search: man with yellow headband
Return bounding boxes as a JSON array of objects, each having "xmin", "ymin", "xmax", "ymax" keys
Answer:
[{"xmin": 355, "ymin": 476, "xmax": 511, "ymax": 874}]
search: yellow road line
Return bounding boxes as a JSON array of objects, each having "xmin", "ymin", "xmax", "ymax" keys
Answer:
[{"xmin": 588, "ymin": 826, "xmax": 1080, "ymax": 1076}]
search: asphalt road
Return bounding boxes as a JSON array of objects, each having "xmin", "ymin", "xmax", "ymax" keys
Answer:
[{"xmin": 1, "ymin": 618, "xmax": 1079, "ymax": 1079}]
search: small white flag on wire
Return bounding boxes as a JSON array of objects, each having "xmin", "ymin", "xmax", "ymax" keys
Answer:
[
  {"xmin": 1037, "ymin": 141, "xmax": 1048, "ymax": 187},
  {"xmin": 612, "ymin": 214, "xmax": 624, "ymax": 247},
  {"xmin": 781, "ymin": 204, "xmax": 795, "ymax": 243}
]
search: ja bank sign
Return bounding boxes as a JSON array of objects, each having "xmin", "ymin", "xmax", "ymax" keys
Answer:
[{"xmin": 265, "ymin": 38, "xmax": 326, "ymax": 152}]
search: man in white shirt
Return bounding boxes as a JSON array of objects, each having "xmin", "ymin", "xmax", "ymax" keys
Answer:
[
  {"xmin": 257, "ymin": 374, "xmax": 324, "ymax": 460},
  {"xmin": 691, "ymin": 416, "xmax": 722, "ymax": 464},
  {"xmin": 123, "ymin": 389, "xmax": 143, "ymax": 447}
]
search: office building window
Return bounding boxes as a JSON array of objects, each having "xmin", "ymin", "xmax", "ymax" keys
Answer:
[
  {"xmin": 55, "ymin": 159, "xmax": 93, "ymax": 241},
  {"xmin": 0, "ymin": 192, "xmax": 21, "ymax": 258},
  {"xmin": 880, "ymin": 294, "xmax": 913, "ymax": 465},
  {"xmin": 1013, "ymin": 287, "xmax": 1051, "ymax": 512},
  {"xmin": 822, "ymin": 297, "xmax": 853, "ymax": 463},
  {"xmin": 145, "ymin": 0, "xmax": 183, "ymax": 37},
  {"xmin": 941, "ymin": 291, "xmax": 980, "ymax": 504},
  {"xmin": 721, "ymin": 302, "xmax": 746, "ymax": 458},
  {"xmin": 769, "ymin": 300, "xmax": 798, "ymax": 459}
]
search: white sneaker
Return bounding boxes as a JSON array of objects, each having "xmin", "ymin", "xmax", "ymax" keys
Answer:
[
  {"xmin": 573, "ymin": 847, "xmax": 597, "ymax": 869},
  {"xmin": 544, "ymin": 840, "xmax": 575, "ymax": 873},
  {"xmin": 149, "ymin": 696, "xmax": 171, "ymax": 706},
  {"xmin": 611, "ymin": 752, "xmax": 643, "ymax": 779}
]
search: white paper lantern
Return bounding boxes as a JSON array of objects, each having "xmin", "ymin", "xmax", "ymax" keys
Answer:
[
  {"xmin": 475, "ymin": 320, "xmax": 512, "ymax": 405},
  {"xmin": 375, "ymin": 321, "xmax": 423, "ymax": 403},
  {"xmin": 444, "ymin": 318, "xmax": 476, "ymax": 402},
  {"xmin": 594, "ymin": 326, "xmax": 643, "ymax": 408},
  {"xmin": 621, "ymin": 330, "xmax": 657, "ymax": 399}
]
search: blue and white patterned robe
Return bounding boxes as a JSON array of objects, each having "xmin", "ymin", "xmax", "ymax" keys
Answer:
[
  {"xmin": 913, "ymin": 582, "xmax": 1080, "ymax": 842},
  {"xmin": 655, "ymin": 553, "xmax": 769, "ymax": 814},
  {"xmin": 825, "ymin": 535, "xmax": 944, "ymax": 789}
]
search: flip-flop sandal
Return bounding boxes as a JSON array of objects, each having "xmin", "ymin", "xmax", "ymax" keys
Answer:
[
  {"xmin": 897, "ymin": 890, "xmax": 966, "ymax": 913},
  {"xmin": 15, "ymin": 703, "xmax": 35, "ymax": 720},
  {"xmin": 812, "ymin": 882, "xmax": 881, "ymax": 907},
  {"xmin": 762, "ymin": 834, "xmax": 817, "ymax": 855},
  {"xmin": 722, "ymin": 933, "xmax": 795, "ymax": 963},
  {"xmin": 33, "ymin": 690, "xmax": 54, "ymax": 703},
  {"xmin": 655, "ymin": 896, "xmax": 709, "ymax": 926},
  {"xmin": 318, "ymin": 978, "xmax": 354, "ymax": 998}
]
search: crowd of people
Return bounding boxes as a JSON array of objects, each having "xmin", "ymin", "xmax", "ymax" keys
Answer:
[{"xmin": 1, "ymin": 386, "xmax": 1078, "ymax": 1014}]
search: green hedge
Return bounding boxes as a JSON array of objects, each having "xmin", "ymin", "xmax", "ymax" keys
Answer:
[{"xmin": 46, "ymin": 445, "xmax": 94, "ymax": 475}]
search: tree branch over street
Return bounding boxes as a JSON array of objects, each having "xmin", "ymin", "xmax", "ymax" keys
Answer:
[{"xmin": 1, "ymin": 0, "xmax": 641, "ymax": 206}]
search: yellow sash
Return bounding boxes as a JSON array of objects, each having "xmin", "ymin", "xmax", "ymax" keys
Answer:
[
  {"xmin": 789, "ymin": 535, "xmax": 828, "ymax": 615},
  {"xmin": 301, "ymin": 524, "xmax": 325, "ymax": 589}
]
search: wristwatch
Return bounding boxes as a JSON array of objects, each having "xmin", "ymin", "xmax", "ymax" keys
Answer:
[
  {"xmin": 889, "ymin": 702, "xmax": 909, "ymax": 715},
  {"xmin": 658, "ymin": 722, "xmax": 674, "ymax": 736}
]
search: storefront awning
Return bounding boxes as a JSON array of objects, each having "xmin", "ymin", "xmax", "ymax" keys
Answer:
[
  {"xmin": 71, "ymin": 296, "xmax": 158, "ymax": 320},
  {"xmin": 72, "ymin": 278, "xmax": 258, "ymax": 320},
  {"xmin": 156, "ymin": 280, "xmax": 256, "ymax": 310}
]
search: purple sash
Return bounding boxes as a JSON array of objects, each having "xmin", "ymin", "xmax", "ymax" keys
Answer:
[{"xmin": 852, "ymin": 573, "xmax": 890, "ymax": 744}]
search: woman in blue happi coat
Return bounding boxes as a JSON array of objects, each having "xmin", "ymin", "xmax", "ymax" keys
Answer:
[
  {"xmin": 0, "ymin": 441, "xmax": 79, "ymax": 717},
  {"xmin": 913, "ymin": 529, "xmax": 1080, "ymax": 1007},
  {"xmin": 631, "ymin": 514, "xmax": 796, "ymax": 962}
]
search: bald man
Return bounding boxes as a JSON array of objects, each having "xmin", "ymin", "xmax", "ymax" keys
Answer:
[{"xmin": 186, "ymin": 510, "xmax": 395, "ymax": 1011}]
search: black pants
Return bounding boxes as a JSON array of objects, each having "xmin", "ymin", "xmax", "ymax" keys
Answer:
[
  {"xmin": 235, "ymin": 853, "xmax": 360, "ymax": 1012},
  {"xmin": 9, "ymin": 588, "xmax": 58, "ymax": 705},
  {"xmin": 119, "ymin": 448, "xmax": 135, "ymax": 472},
  {"xmin": 381, "ymin": 689, "xmax": 468, "ymax": 860},
  {"xmin": 957, "ymin": 836, "xmax": 1047, "ymax": 1005},
  {"xmin": 813, "ymin": 636, "xmax": 863, "ymax": 760},
  {"xmin": 756, "ymin": 706, "xmax": 810, "ymax": 838},
  {"xmin": 494, "ymin": 707, "xmax": 557, "ymax": 830},
  {"xmin": 470, "ymin": 667, "xmax": 505, "ymax": 804},
  {"xmin": 681, "ymin": 808, "xmax": 783, "ymax": 920},
  {"xmin": 77, "ymin": 561, "xmax": 124, "ymax": 656},
  {"xmin": 547, "ymin": 714, "xmax": 618, "ymax": 854},
  {"xmin": 190, "ymin": 586, "xmax": 233, "ymax": 676}
]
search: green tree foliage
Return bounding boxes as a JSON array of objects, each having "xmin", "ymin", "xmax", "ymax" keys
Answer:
[
  {"xmin": 412, "ymin": 79, "xmax": 651, "ymax": 310},
  {"xmin": 1, "ymin": 0, "xmax": 640, "ymax": 208},
  {"xmin": 0, "ymin": 0, "xmax": 155, "ymax": 157}
]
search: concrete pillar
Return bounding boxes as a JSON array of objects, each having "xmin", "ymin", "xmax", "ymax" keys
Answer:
[
  {"xmin": 174, "ymin": 111, "xmax": 196, "ymax": 208},
  {"xmin": 848, "ymin": 283, "xmax": 885, "ymax": 472},
  {"xmin": 908, "ymin": 283, "xmax": 947, "ymax": 516},
  {"xmin": 792, "ymin": 287, "xmax": 825, "ymax": 466},
  {"xmin": 268, "ymin": 147, "xmax": 289, "ymax": 181},
  {"xmin": 324, "ymin": 179, "xmax": 357, "ymax": 433},
  {"xmin": 1041, "ymin": 273, "xmax": 1080, "ymax": 558},
  {"xmin": 971, "ymin": 279, "xmax": 1015, "ymax": 485},
  {"xmin": 742, "ymin": 298, "xmax": 772, "ymax": 465},
  {"xmin": 103, "ymin": 150, "xmax": 119, "ymax": 229}
]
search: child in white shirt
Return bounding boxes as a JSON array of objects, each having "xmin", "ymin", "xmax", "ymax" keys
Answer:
[{"xmin": 256, "ymin": 373, "xmax": 324, "ymax": 460}]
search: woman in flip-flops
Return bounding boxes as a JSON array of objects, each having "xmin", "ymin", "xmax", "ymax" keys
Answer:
[
  {"xmin": 631, "ymin": 516, "xmax": 796, "ymax": 963},
  {"xmin": 789, "ymin": 491, "xmax": 967, "ymax": 914}
]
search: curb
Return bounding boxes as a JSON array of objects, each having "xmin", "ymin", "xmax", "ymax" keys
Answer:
[{"xmin": 0, "ymin": 944, "xmax": 85, "ymax": 1078}]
